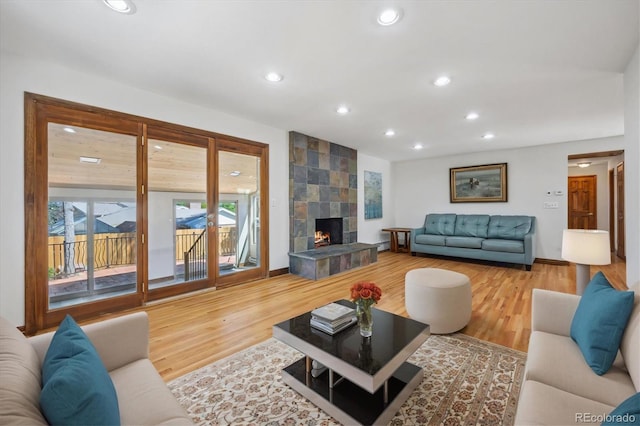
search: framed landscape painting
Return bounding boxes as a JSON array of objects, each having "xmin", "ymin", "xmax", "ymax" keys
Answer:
[
  {"xmin": 364, "ymin": 170, "xmax": 383, "ymax": 219},
  {"xmin": 450, "ymin": 163, "xmax": 508, "ymax": 203}
]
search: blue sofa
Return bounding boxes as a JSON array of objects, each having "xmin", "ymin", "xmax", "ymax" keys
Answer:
[{"xmin": 410, "ymin": 214, "xmax": 536, "ymax": 270}]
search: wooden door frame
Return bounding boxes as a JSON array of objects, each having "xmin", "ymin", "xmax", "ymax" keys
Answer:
[
  {"xmin": 24, "ymin": 94, "xmax": 144, "ymax": 333},
  {"xmin": 567, "ymin": 150, "xmax": 625, "ymax": 261},
  {"xmin": 214, "ymin": 138, "xmax": 270, "ymax": 289},
  {"xmin": 609, "ymin": 168, "xmax": 614, "ymax": 251},
  {"xmin": 144, "ymin": 126, "xmax": 216, "ymax": 302},
  {"xmin": 616, "ymin": 162, "xmax": 626, "ymax": 260}
]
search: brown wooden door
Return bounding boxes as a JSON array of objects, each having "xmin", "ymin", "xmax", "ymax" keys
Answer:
[
  {"xmin": 616, "ymin": 162, "xmax": 626, "ymax": 259},
  {"xmin": 568, "ymin": 175, "xmax": 597, "ymax": 229}
]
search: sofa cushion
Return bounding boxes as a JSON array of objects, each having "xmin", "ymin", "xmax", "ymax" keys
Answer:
[
  {"xmin": 570, "ymin": 272, "xmax": 635, "ymax": 375},
  {"xmin": 603, "ymin": 393, "xmax": 640, "ymax": 426},
  {"xmin": 481, "ymin": 238, "xmax": 524, "ymax": 253},
  {"xmin": 424, "ymin": 214, "xmax": 456, "ymax": 236},
  {"xmin": 110, "ymin": 359, "xmax": 192, "ymax": 425},
  {"xmin": 445, "ymin": 236, "xmax": 484, "ymax": 249},
  {"xmin": 487, "ymin": 215, "xmax": 532, "ymax": 240},
  {"xmin": 0, "ymin": 316, "xmax": 48, "ymax": 425},
  {"xmin": 515, "ymin": 380, "xmax": 616, "ymax": 426},
  {"xmin": 40, "ymin": 315, "xmax": 120, "ymax": 426},
  {"xmin": 525, "ymin": 331, "xmax": 636, "ymax": 407},
  {"xmin": 415, "ymin": 234, "xmax": 446, "ymax": 246},
  {"xmin": 453, "ymin": 214, "xmax": 490, "ymax": 238}
]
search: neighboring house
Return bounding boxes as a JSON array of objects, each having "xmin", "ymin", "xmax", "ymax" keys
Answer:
[
  {"xmin": 48, "ymin": 202, "xmax": 135, "ymax": 236},
  {"xmin": 175, "ymin": 207, "xmax": 236, "ymax": 229}
]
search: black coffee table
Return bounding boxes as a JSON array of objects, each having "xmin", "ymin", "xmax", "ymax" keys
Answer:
[{"xmin": 272, "ymin": 300, "xmax": 430, "ymax": 425}]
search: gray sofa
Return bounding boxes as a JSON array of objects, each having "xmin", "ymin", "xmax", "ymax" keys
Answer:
[
  {"xmin": 515, "ymin": 287, "xmax": 639, "ymax": 425},
  {"xmin": 411, "ymin": 214, "xmax": 536, "ymax": 270},
  {"xmin": 0, "ymin": 312, "xmax": 193, "ymax": 425}
]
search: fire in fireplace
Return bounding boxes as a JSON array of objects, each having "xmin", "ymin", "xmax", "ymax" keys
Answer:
[{"xmin": 315, "ymin": 218, "xmax": 343, "ymax": 247}]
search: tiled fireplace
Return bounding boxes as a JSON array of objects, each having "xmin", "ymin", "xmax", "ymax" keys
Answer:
[{"xmin": 288, "ymin": 131, "xmax": 377, "ymax": 279}]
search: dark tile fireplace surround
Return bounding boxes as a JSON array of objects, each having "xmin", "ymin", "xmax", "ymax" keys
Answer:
[{"xmin": 288, "ymin": 131, "xmax": 377, "ymax": 280}]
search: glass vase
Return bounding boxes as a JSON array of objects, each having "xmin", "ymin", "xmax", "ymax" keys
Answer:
[{"xmin": 356, "ymin": 300, "xmax": 373, "ymax": 337}]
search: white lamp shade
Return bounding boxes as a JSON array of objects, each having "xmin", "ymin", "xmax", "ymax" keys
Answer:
[{"xmin": 561, "ymin": 229, "xmax": 611, "ymax": 265}]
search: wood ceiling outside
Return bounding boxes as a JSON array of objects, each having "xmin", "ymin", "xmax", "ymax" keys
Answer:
[{"xmin": 48, "ymin": 123, "xmax": 258, "ymax": 194}]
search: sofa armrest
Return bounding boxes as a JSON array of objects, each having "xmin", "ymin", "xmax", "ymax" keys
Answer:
[
  {"xmin": 523, "ymin": 218, "xmax": 536, "ymax": 265},
  {"xmin": 29, "ymin": 312, "xmax": 150, "ymax": 372},
  {"xmin": 410, "ymin": 227, "xmax": 425, "ymax": 247},
  {"xmin": 531, "ymin": 289, "xmax": 580, "ymax": 336}
]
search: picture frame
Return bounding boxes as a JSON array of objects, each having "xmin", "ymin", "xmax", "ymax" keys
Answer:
[
  {"xmin": 364, "ymin": 170, "xmax": 383, "ymax": 219},
  {"xmin": 450, "ymin": 163, "xmax": 508, "ymax": 203}
]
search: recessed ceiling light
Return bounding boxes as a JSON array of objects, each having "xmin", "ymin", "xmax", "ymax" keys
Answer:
[
  {"xmin": 482, "ymin": 133, "xmax": 495, "ymax": 139},
  {"xmin": 384, "ymin": 129, "xmax": 395, "ymax": 137},
  {"xmin": 153, "ymin": 145, "xmax": 163, "ymax": 150},
  {"xmin": 336, "ymin": 105, "xmax": 350, "ymax": 115},
  {"xmin": 413, "ymin": 143, "xmax": 423, "ymax": 150},
  {"xmin": 377, "ymin": 8, "xmax": 401, "ymax": 26},
  {"xmin": 230, "ymin": 171, "xmax": 241, "ymax": 177},
  {"xmin": 79, "ymin": 156, "xmax": 101, "ymax": 164},
  {"xmin": 465, "ymin": 112, "xmax": 479, "ymax": 120},
  {"xmin": 63, "ymin": 127, "xmax": 76, "ymax": 133},
  {"xmin": 577, "ymin": 162, "xmax": 591, "ymax": 168},
  {"xmin": 434, "ymin": 76, "xmax": 451, "ymax": 87},
  {"xmin": 264, "ymin": 72, "xmax": 283, "ymax": 82},
  {"xmin": 103, "ymin": 0, "xmax": 136, "ymax": 14}
]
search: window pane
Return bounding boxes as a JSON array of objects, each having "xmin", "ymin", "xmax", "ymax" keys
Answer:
[
  {"xmin": 47, "ymin": 123, "xmax": 137, "ymax": 308},
  {"xmin": 147, "ymin": 139, "xmax": 207, "ymax": 288},
  {"xmin": 219, "ymin": 151, "xmax": 260, "ymax": 274}
]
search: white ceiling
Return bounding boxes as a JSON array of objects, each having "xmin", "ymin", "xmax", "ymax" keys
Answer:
[{"xmin": 1, "ymin": 1, "xmax": 638, "ymax": 162}]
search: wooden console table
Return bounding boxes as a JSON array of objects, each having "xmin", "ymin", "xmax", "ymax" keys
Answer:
[{"xmin": 382, "ymin": 228, "xmax": 412, "ymax": 253}]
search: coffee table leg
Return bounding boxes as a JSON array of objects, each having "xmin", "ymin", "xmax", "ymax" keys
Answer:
[
  {"xmin": 328, "ymin": 369, "xmax": 344, "ymax": 388},
  {"xmin": 384, "ymin": 380, "xmax": 389, "ymax": 405}
]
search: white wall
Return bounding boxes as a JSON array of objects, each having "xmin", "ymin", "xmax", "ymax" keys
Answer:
[
  {"xmin": 392, "ymin": 136, "xmax": 625, "ymax": 261},
  {"xmin": 0, "ymin": 52, "xmax": 290, "ymax": 324},
  {"xmin": 623, "ymin": 43, "xmax": 639, "ymax": 288},
  {"xmin": 357, "ymin": 153, "xmax": 394, "ymax": 250}
]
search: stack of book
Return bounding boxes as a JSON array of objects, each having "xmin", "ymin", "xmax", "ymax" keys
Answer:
[{"xmin": 310, "ymin": 302, "xmax": 357, "ymax": 335}]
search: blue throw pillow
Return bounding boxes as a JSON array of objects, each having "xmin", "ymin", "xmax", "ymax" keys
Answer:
[
  {"xmin": 602, "ymin": 393, "xmax": 640, "ymax": 426},
  {"xmin": 40, "ymin": 315, "xmax": 120, "ymax": 426},
  {"xmin": 570, "ymin": 272, "xmax": 634, "ymax": 375}
]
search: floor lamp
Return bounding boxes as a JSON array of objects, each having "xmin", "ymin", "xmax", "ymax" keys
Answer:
[{"xmin": 561, "ymin": 229, "xmax": 611, "ymax": 295}]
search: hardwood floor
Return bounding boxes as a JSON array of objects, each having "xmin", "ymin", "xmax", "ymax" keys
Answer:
[{"xmin": 102, "ymin": 252, "xmax": 627, "ymax": 382}]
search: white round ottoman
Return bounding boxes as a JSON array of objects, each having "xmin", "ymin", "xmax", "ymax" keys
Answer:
[{"xmin": 405, "ymin": 268, "xmax": 472, "ymax": 334}]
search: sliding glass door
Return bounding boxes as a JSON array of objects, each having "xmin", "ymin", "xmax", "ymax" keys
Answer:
[
  {"xmin": 215, "ymin": 141, "xmax": 267, "ymax": 287},
  {"xmin": 25, "ymin": 94, "xmax": 269, "ymax": 333},
  {"xmin": 145, "ymin": 128, "xmax": 214, "ymax": 300}
]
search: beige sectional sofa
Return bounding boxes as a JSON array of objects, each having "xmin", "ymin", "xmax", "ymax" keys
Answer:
[
  {"xmin": 0, "ymin": 312, "xmax": 193, "ymax": 425},
  {"xmin": 515, "ymin": 287, "xmax": 639, "ymax": 425}
]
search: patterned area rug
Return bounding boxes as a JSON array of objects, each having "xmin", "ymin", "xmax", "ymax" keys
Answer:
[{"xmin": 168, "ymin": 334, "xmax": 526, "ymax": 425}]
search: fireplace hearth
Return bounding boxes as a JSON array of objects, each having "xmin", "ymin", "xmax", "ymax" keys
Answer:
[{"xmin": 315, "ymin": 218, "xmax": 343, "ymax": 247}]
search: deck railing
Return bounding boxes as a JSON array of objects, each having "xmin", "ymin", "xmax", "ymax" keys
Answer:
[
  {"xmin": 48, "ymin": 233, "xmax": 136, "ymax": 277},
  {"xmin": 48, "ymin": 228, "xmax": 237, "ymax": 279}
]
